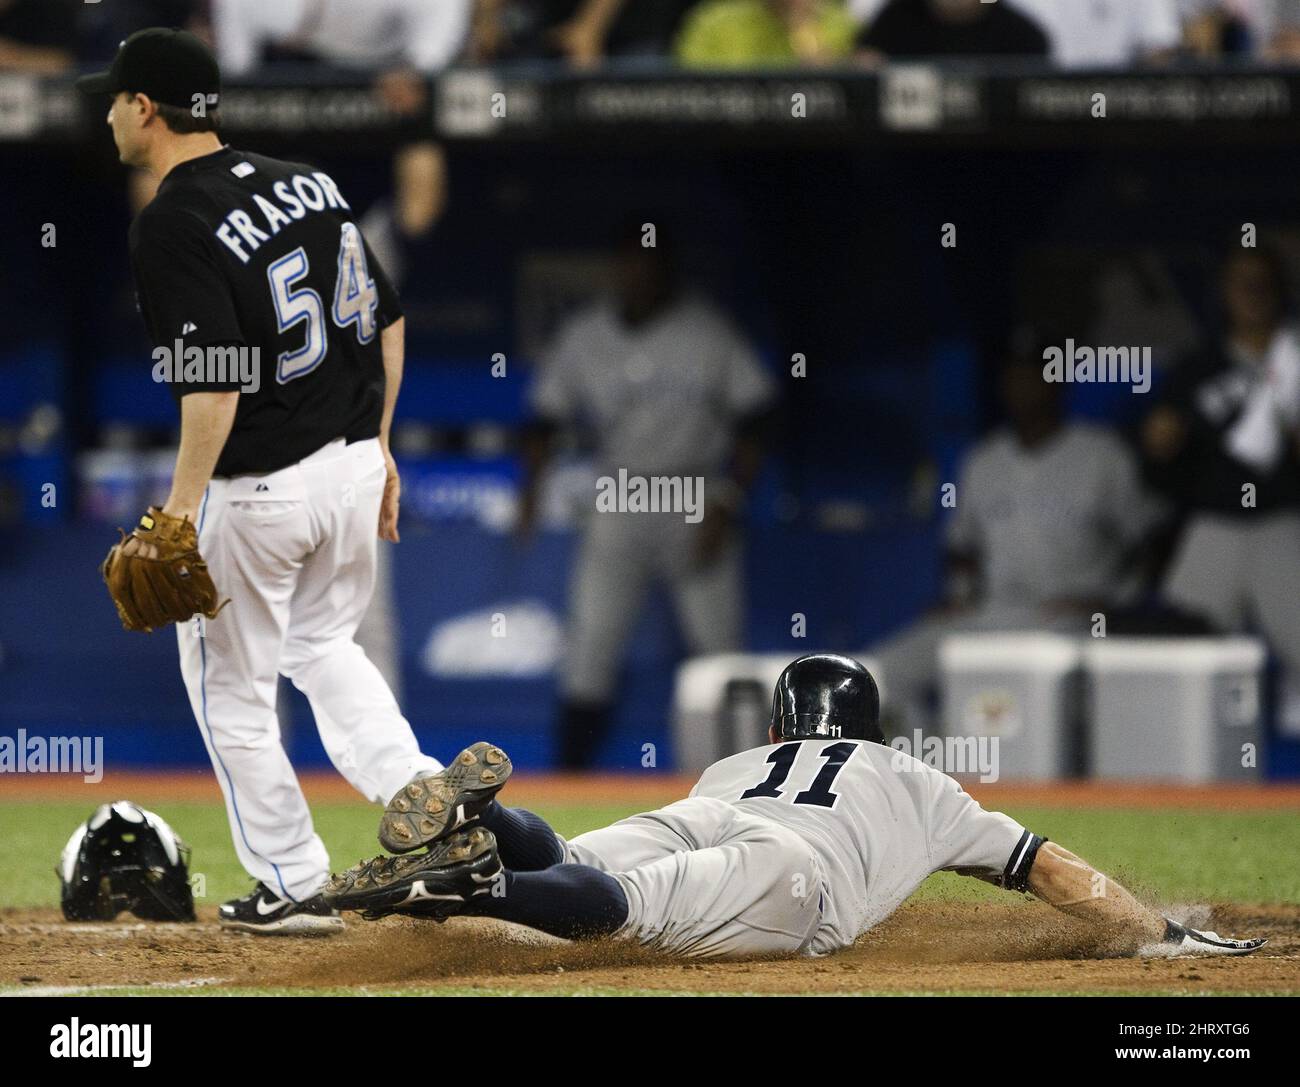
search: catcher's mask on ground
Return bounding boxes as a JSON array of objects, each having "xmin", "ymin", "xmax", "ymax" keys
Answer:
[
  {"xmin": 771, "ymin": 653, "xmax": 883, "ymax": 743},
  {"xmin": 58, "ymin": 801, "xmax": 196, "ymax": 922}
]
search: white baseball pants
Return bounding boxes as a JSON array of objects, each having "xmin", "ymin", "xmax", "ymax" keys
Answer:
[
  {"xmin": 176, "ymin": 437, "xmax": 441, "ymax": 902},
  {"xmin": 563, "ymin": 796, "xmax": 824, "ymax": 958}
]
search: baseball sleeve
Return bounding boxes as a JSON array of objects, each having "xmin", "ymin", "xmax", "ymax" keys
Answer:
[
  {"xmin": 719, "ymin": 321, "xmax": 775, "ymax": 419},
  {"xmin": 129, "ymin": 207, "xmax": 247, "ymax": 398},
  {"xmin": 1098, "ymin": 432, "xmax": 1164, "ymax": 546},
  {"xmin": 944, "ymin": 449, "xmax": 984, "ymax": 555},
  {"xmin": 529, "ymin": 322, "xmax": 582, "ymax": 425},
  {"xmin": 924, "ymin": 767, "xmax": 1044, "ymax": 891}
]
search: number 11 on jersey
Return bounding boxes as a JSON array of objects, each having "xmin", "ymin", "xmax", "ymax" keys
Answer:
[{"xmin": 740, "ymin": 741, "xmax": 857, "ymax": 808}]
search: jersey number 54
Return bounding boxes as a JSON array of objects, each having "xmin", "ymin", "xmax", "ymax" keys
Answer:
[{"xmin": 266, "ymin": 222, "xmax": 379, "ymax": 385}]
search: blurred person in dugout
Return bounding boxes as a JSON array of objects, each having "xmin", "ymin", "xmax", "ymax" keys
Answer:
[
  {"xmin": 518, "ymin": 221, "xmax": 776, "ymax": 769},
  {"xmin": 675, "ymin": 0, "xmax": 858, "ymax": 67},
  {"xmin": 1142, "ymin": 245, "xmax": 1300, "ymax": 733},
  {"xmin": 871, "ymin": 351, "xmax": 1160, "ymax": 732}
]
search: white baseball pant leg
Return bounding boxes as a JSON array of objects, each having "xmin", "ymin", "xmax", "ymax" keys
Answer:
[{"xmin": 176, "ymin": 438, "xmax": 440, "ymax": 902}]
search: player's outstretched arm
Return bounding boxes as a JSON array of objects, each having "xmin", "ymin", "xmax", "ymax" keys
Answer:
[
  {"xmin": 1025, "ymin": 841, "xmax": 1265, "ymax": 957},
  {"xmin": 1026, "ymin": 841, "xmax": 1164, "ymax": 953}
]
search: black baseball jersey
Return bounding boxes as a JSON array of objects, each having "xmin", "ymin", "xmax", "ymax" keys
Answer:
[{"xmin": 128, "ymin": 144, "xmax": 402, "ymax": 476}]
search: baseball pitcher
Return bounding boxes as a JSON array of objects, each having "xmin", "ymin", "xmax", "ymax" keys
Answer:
[
  {"xmin": 81, "ymin": 29, "xmax": 442, "ymax": 934},
  {"xmin": 326, "ymin": 654, "xmax": 1265, "ymax": 960}
]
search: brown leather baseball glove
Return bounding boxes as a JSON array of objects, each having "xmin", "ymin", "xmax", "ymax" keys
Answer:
[{"xmin": 101, "ymin": 506, "xmax": 227, "ymax": 632}]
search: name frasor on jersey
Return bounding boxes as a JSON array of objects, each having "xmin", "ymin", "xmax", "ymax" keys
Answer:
[{"xmin": 213, "ymin": 166, "xmax": 351, "ymax": 265}]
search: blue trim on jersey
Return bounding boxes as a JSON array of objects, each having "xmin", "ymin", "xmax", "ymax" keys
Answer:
[
  {"xmin": 332, "ymin": 222, "xmax": 378, "ymax": 344},
  {"xmin": 195, "ymin": 484, "xmax": 295, "ymax": 904}
]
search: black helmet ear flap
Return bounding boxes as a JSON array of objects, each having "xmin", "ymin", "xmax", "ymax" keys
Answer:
[{"xmin": 772, "ymin": 654, "xmax": 882, "ymax": 743}]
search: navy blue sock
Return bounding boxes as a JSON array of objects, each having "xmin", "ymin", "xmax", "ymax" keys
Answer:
[
  {"xmin": 467, "ymin": 866, "xmax": 629, "ymax": 940},
  {"xmin": 475, "ymin": 802, "xmax": 564, "ymax": 871}
]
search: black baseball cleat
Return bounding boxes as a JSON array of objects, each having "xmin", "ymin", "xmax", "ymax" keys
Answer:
[
  {"xmin": 379, "ymin": 742, "xmax": 512, "ymax": 854},
  {"xmin": 323, "ymin": 827, "xmax": 502, "ymax": 922},
  {"xmin": 1158, "ymin": 918, "xmax": 1266, "ymax": 957},
  {"xmin": 218, "ymin": 882, "xmax": 345, "ymax": 936}
]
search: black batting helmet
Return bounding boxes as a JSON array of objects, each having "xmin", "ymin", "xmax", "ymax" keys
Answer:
[
  {"xmin": 57, "ymin": 801, "xmax": 196, "ymax": 922},
  {"xmin": 771, "ymin": 654, "xmax": 883, "ymax": 743}
]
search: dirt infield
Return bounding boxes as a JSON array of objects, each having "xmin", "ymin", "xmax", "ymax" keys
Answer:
[
  {"xmin": 3, "ymin": 902, "xmax": 1297, "ymax": 995},
  {"xmin": 8, "ymin": 771, "xmax": 1300, "ymax": 811}
]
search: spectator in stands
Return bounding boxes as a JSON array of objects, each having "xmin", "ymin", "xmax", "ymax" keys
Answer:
[
  {"xmin": 1182, "ymin": 1, "xmax": 1252, "ymax": 56},
  {"xmin": 676, "ymin": 0, "xmax": 857, "ymax": 68},
  {"xmin": 213, "ymin": 0, "xmax": 471, "ymax": 79},
  {"xmin": 1011, "ymin": 0, "xmax": 1181, "ymax": 66},
  {"xmin": 852, "ymin": 0, "xmax": 1180, "ymax": 66},
  {"xmin": 472, "ymin": 0, "xmax": 695, "ymax": 66},
  {"xmin": 870, "ymin": 352, "xmax": 1158, "ymax": 731},
  {"xmin": 1183, "ymin": 0, "xmax": 1300, "ymax": 60},
  {"xmin": 1142, "ymin": 245, "xmax": 1300, "ymax": 732},
  {"xmin": 856, "ymin": 0, "xmax": 1049, "ymax": 60},
  {"xmin": 78, "ymin": 2, "xmax": 207, "ymax": 64},
  {"xmin": 0, "ymin": 0, "xmax": 78, "ymax": 74},
  {"xmin": 469, "ymin": 0, "xmax": 564, "ymax": 61},
  {"xmin": 519, "ymin": 220, "xmax": 775, "ymax": 767},
  {"xmin": 555, "ymin": 0, "xmax": 696, "ymax": 64}
]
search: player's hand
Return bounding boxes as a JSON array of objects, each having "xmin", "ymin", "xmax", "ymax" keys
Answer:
[
  {"xmin": 514, "ymin": 485, "xmax": 540, "ymax": 546},
  {"xmin": 118, "ymin": 534, "xmax": 159, "ymax": 560},
  {"xmin": 119, "ymin": 501, "xmax": 196, "ymax": 560},
  {"xmin": 1159, "ymin": 918, "xmax": 1265, "ymax": 957},
  {"xmin": 379, "ymin": 450, "xmax": 401, "ymax": 543},
  {"xmin": 1142, "ymin": 405, "xmax": 1187, "ymax": 462}
]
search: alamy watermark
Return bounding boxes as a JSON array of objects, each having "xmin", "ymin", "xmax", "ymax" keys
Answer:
[
  {"xmin": 152, "ymin": 341, "xmax": 261, "ymax": 394},
  {"xmin": 0, "ymin": 730, "xmax": 103, "ymax": 783},
  {"xmin": 50, "ymin": 1019, "xmax": 151, "ymax": 1068},
  {"xmin": 890, "ymin": 729, "xmax": 1000, "ymax": 783},
  {"xmin": 1042, "ymin": 340, "xmax": 1151, "ymax": 394},
  {"xmin": 595, "ymin": 468, "xmax": 704, "ymax": 523}
]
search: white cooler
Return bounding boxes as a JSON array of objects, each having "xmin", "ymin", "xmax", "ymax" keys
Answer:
[
  {"xmin": 671, "ymin": 652, "xmax": 882, "ymax": 772},
  {"xmin": 938, "ymin": 633, "xmax": 1084, "ymax": 781},
  {"xmin": 1082, "ymin": 637, "xmax": 1265, "ymax": 782}
]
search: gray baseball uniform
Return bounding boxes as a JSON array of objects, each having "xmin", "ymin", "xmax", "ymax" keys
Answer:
[
  {"xmin": 946, "ymin": 422, "xmax": 1156, "ymax": 608},
  {"xmin": 562, "ymin": 739, "xmax": 1040, "ymax": 958},
  {"xmin": 531, "ymin": 293, "xmax": 774, "ymax": 702},
  {"xmin": 874, "ymin": 422, "xmax": 1158, "ymax": 727}
]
